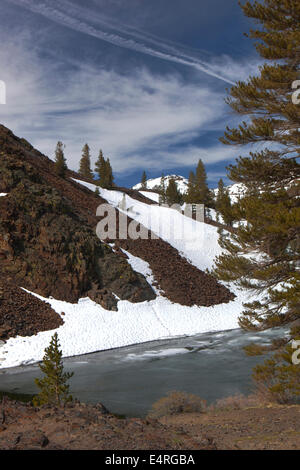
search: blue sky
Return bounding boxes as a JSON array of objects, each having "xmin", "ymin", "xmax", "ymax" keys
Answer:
[{"xmin": 0, "ymin": 0, "xmax": 262, "ymax": 188}]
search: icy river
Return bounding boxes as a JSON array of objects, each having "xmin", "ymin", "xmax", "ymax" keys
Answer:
[{"xmin": 0, "ymin": 327, "xmax": 286, "ymax": 417}]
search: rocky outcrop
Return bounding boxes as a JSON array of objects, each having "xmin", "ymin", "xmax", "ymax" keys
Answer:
[{"xmin": 0, "ymin": 146, "xmax": 155, "ymax": 324}]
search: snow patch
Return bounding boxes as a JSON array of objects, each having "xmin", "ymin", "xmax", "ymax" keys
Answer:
[
  {"xmin": 139, "ymin": 191, "xmax": 160, "ymax": 203},
  {"xmin": 0, "ymin": 278, "xmax": 244, "ymax": 369}
]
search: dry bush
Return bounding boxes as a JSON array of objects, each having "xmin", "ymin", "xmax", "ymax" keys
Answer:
[
  {"xmin": 210, "ymin": 394, "xmax": 261, "ymax": 412},
  {"xmin": 148, "ymin": 391, "xmax": 206, "ymax": 418}
]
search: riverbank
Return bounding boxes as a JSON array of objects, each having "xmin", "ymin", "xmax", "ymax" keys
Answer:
[{"xmin": 0, "ymin": 397, "xmax": 298, "ymax": 450}]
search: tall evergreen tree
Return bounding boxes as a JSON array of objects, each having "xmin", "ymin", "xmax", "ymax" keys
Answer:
[
  {"xmin": 33, "ymin": 333, "xmax": 74, "ymax": 406},
  {"xmin": 184, "ymin": 160, "xmax": 213, "ymax": 206},
  {"xmin": 105, "ymin": 158, "xmax": 114, "ymax": 189},
  {"xmin": 79, "ymin": 143, "xmax": 93, "ymax": 180},
  {"xmin": 184, "ymin": 171, "xmax": 197, "ymax": 204},
  {"xmin": 54, "ymin": 141, "xmax": 67, "ymax": 178},
  {"xmin": 212, "ymin": 0, "xmax": 300, "ymax": 391},
  {"xmin": 141, "ymin": 171, "xmax": 147, "ymax": 189},
  {"xmin": 94, "ymin": 150, "xmax": 114, "ymax": 189},
  {"xmin": 216, "ymin": 177, "xmax": 225, "ymax": 200},
  {"xmin": 165, "ymin": 177, "xmax": 183, "ymax": 205},
  {"xmin": 94, "ymin": 149, "xmax": 105, "ymax": 185},
  {"xmin": 194, "ymin": 159, "xmax": 213, "ymax": 206}
]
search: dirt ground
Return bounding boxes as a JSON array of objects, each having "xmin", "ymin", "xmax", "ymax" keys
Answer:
[
  {"xmin": 0, "ymin": 398, "xmax": 299, "ymax": 450},
  {"xmin": 0, "ymin": 399, "xmax": 214, "ymax": 450},
  {"xmin": 160, "ymin": 405, "xmax": 300, "ymax": 450}
]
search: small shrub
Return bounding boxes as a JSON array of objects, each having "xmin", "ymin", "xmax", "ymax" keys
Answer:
[
  {"xmin": 210, "ymin": 394, "xmax": 260, "ymax": 412},
  {"xmin": 148, "ymin": 391, "xmax": 206, "ymax": 418},
  {"xmin": 244, "ymin": 343, "xmax": 266, "ymax": 356}
]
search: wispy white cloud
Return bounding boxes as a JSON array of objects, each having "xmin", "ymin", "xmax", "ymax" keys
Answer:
[
  {"xmin": 5, "ymin": 0, "xmax": 260, "ymax": 85},
  {"xmin": 0, "ymin": 33, "xmax": 255, "ymax": 176},
  {"xmin": 0, "ymin": 2, "xmax": 265, "ymax": 181},
  {"xmin": 123, "ymin": 145, "xmax": 240, "ymax": 174}
]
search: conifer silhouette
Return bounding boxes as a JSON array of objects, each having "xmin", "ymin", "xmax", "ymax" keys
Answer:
[{"xmin": 33, "ymin": 333, "xmax": 74, "ymax": 406}]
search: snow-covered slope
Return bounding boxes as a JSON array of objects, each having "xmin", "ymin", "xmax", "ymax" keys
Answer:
[
  {"xmin": 133, "ymin": 175, "xmax": 188, "ymax": 194},
  {"xmin": 75, "ymin": 179, "xmax": 221, "ymax": 271},
  {"xmin": 139, "ymin": 191, "xmax": 160, "ymax": 203},
  {"xmin": 0, "ymin": 179, "xmax": 251, "ymax": 369}
]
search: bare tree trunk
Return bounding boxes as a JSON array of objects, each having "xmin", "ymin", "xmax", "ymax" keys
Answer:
[{"xmin": 1, "ymin": 396, "xmax": 6, "ymax": 424}]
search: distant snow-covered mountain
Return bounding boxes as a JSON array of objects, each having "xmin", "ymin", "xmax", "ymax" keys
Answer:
[
  {"xmin": 213, "ymin": 183, "xmax": 247, "ymax": 204},
  {"xmin": 133, "ymin": 175, "xmax": 188, "ymax": 193},
  {"xmin": 133, "ymin": 175, "xmax": 247, "ymax": 204}
]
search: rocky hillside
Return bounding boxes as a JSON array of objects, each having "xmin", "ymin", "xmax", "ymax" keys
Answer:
[
  {"xmin": 0, "ymin": 125, "xmax": 156, "ymax": 339},
  {"xmin": 0, "ymin": 124, "xmax": 235, "ymax": 342},
  {"xmin": 0, "ymin": 154, "xmax": 154, "ymax": 307}
]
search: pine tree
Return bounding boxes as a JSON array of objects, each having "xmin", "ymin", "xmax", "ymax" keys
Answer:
[
  {"xmin": 79, "ymin": 143, "xmax": 93, "ymax": 180},
  {"xmin": 33, "ymin": 333, "xmax": 74, "ymax": 406},
  {"xmin": 214, "ymin": 0, "xmax": 300, "ymax": 331},
  {"xmin": 252, "ymin": 339, "xmax": 300, "ymax": 404},
  {"xmin": 105, "ymin": 158, "xmax": 114, "ymax": 189},
  {"xmin": 165, "ymin": 177, "xmax": 183, "ymax": 205},
  {"xmin": 212, "ymin": 0, "xmax": 300, "ymax": 399},
  {"xmin": 216, "ymin": 178, "xmax": 225, "ymax": 202},
  {"xmin": 54, "ymin": 141, "xmax": 67, "ymax": 178},
  {"xmin": 94, "ymin": 151, "xmax": 114, "ymax": 189},
  {"xmin": 94, "ymin": 150, "xmax": 105, "ymax": 186},
  {"xmin": 141, "ymin": 171, "xmax": 147, "ymax": 189},
  {"xmin": 183, "ymin": 160, "xmax": 213, "ymax": 206},
  {"xmin": 184, "ymin": 171, "xmax": 197, "ymax": 204},
  {"xmin": 216, "ymin": 178, "xmax": 235, "ymax": 226},
  {"xmin": 194, "ymin": 159, "xmax": 213, "ymax": 206}
]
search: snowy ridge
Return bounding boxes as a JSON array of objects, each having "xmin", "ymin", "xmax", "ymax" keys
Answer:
[
  {"xmin": 134, "ymin": 175, "xmax": 247, "ymax": 205},
  {"xmin": 214, "ymin": 182, "xmax": 247, "ymax": 204},
  {"xmin": 133, "ymin": 174, "xmax": 188, "ymax": 194},
  {"xmin": 0, "ymin": 178, "xmax": 251, "ymax": 369}
]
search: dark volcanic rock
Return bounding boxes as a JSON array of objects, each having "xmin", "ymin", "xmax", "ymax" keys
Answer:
[
  {"xmin": 0, "ymin": 125, "xmax": 154, "ymax": 340},
  {"xmin": 0, "ymin": 281, "xmax": 63, "ymax": 340},
  {"xmin": 13, "ymin": 430, "xmax": 49, "ymax": 449},
  {"xmin": 0, "ymin": 153, "xmax": 155, "ymax": 314}
]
